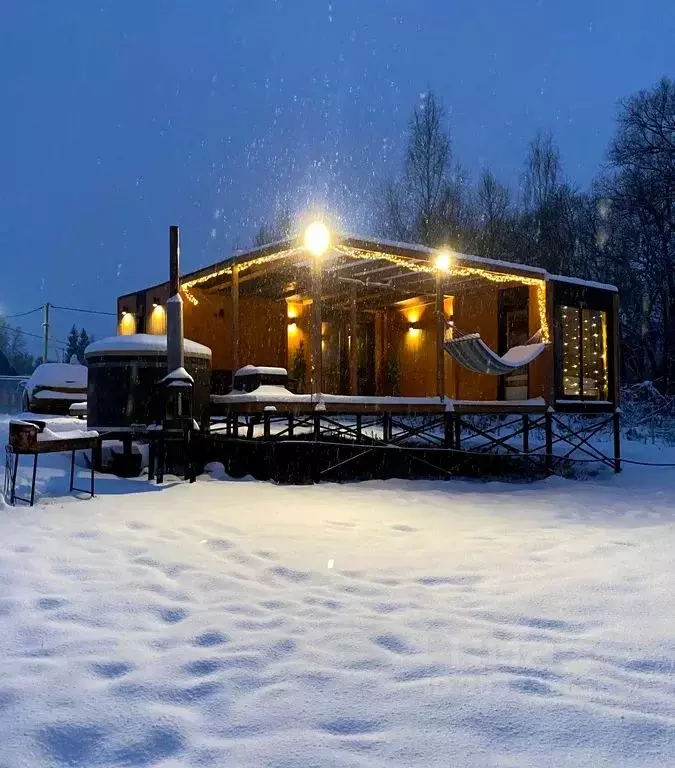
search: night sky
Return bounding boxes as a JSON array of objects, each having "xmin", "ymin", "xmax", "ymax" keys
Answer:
[{"xmin": 1, "ymin": 0, "xmax": 673, "ymax": 354}]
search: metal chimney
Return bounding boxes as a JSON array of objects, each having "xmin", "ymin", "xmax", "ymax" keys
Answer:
[{"xmin": 166, "ymin": 225, "xmax": 184, "ymax": 373}]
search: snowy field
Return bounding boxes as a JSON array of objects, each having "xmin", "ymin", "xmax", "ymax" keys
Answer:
[{"xmin": 0, "ymin": 415, "xmax": 674, "ymax": 767}]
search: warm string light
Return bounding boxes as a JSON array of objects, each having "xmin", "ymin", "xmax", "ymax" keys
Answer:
[
  {"xmin": 335, "ymin": 245, "xmax": 551, "ymax": 342},
  {"xmin": 561, "ymin": 305, "xmax": 607, "ymax": 398},
  {"xmin": 180, "ymin": 246, "xmax": 304, "ymax": 305}
]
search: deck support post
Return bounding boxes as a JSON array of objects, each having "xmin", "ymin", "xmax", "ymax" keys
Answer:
[
  {"xmin": 288, "ymin": 413, "xmax": 294, "ymax": 437},
  {"xmin": 313, "ymin": 414, "xmax": 321, "ymax": 441},
  {"xmin": 356, "ymin": 414, "xmax": 362, "ymax": 443},
  {"xmin": 349, "ymin": 287, "xmax": 358, "ymax": 396},
  {"xmin": 522, "ymin": 415, "xmax": 529, "ymax": 455},
  {"xmin": 382, "ymin": 413, "xmax": 391, "ymax": 443},
  {"xmin": 613, "ymin": 408, "xmax": 621, "ymax": 473},
  {"xmin": 232, "ymin": 264, "xmax": 240, "ymax": 388},
  {"xmin": 545, "ymin": 408, "xmax": 554, "ymax": 473},
  {"xmin": 435, "ymin": 274, "xmax": 445, "ymax": 400},
  {"xmin": 311, "ymin": 258, "xmax": 322, "ymax": 397},
  {"xmin": 263, "ymin": 412, "xmax": 271, "ymax": 440},
  {"xmin": 443, "ymin": 411, "xmax": 453, "ymax": 449},
  {"xmin": 453, "ymin": 412, "xmax": 461, "ymax": 449}
]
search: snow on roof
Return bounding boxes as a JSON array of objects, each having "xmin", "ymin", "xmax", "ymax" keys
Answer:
[
  {"xmin": 85, "ymin": 334, "xmax": 212, "ymax": 359},
  {"xmin": 234, "ymin": 365, "xmax": 287, "ymax": 377},
  {"xmin": 26, "ymin": 362, "xmax": 87, "ymax": 394},
  {"xmin": 549, "ymin": 274, "xmax": 618, "ymax": 292}
]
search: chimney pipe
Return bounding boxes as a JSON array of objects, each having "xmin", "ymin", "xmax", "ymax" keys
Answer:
[{"xmin": 166, "ymin": 225, "xmax": 184, "ymax": 373}]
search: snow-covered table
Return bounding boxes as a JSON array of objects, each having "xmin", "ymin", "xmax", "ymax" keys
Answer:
[{"xmin": 4, "ymin": 419, "xmax": 99, "ymax": 506}]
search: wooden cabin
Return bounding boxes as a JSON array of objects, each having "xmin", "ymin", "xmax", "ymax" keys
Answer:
[{"xmin": 117, "ymin": 232, "xmax": 619, "ymax": 413}]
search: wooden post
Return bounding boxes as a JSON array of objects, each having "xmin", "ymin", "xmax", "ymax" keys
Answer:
[
  {"xmin": 311, "ymin": 258, "xmax": 322, "ymax": 396},
  {"xmin": 349, "ymin": 287, "xmax": 358, "ymax": 396},
  {"xmin": 42, "ymin": 302, "xmax": 50, "ymax": 363},
  {"xmin": 522, "ymin": 415, "xmax": 529, "ymax": 454},
  {"xmin": 231, "ymin": 264, "xmax": 240, "ymax": 387},
  {"xmin": 545, "ymin": 408, "xmax": 553, "ymax": 473},
  {"xmin": 435, "ymin": 275, "xmax": 445, "ymax": 400},
  {"xmin": 454, "ymin": 412, "xmax": 461, "ymax": 449},
  {"xmin": 444, "ymin": 411, "xmax": 453, "ymax": 449},
  {"xmin": 613, "ymin": 408, "xmax": 621, "ymax": 473},
  {"xmin": 545, "ymin": 280, "xmax": 556, "ymax": 406},
  {"xmin": 356, "ymin": 413, "xmax": 362, "ymax": 443},
  {"xmin": 610, "ymin": 292, "xmax": 621, "ymax": 408}
]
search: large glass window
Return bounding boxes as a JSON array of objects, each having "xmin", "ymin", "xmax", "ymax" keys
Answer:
[{"xmin": 560, "ymin": 306, "xmax": 608, "ymax": 400}]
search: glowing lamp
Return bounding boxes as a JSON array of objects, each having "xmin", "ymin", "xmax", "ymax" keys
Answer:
[
  {"xmin": 408, "ymin": 321, "xmax": 422, "ymax": 332},
  {"xmin": 434, "ymin": 250, "xmax": 452, "ymax": 272},
  {"xmin": 304, "ymin": 221, "xmax": 330, "ymax": 257},
  {"xmin": 152, "ymin": 297, "xmax": 160, "ymax": 308},
  {"xmin": 288, "ymin": 320, "xmax": 297, "ymax": 330},
  {"xmin": 121, "ymin": 306, "xmax": 129, "ymax": 316}
]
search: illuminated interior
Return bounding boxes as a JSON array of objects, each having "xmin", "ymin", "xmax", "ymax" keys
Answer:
[{"xmin": 560, "ymin": 305, "xmax": 608, "ymax": 399}]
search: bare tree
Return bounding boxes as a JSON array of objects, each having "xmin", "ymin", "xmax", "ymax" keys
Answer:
[
  {"xmin": 253, "ymin": 207, "xmax": 293, "ymax": 247},
  {"xmin": 475, "ymin": 169, "xmax": 511, "ymax": 258},
  {"xmin": 405, "ymin": 92, "xmax": 451, "ymax": 244},
  {"xmin": 378, "ymin": 92, "xmax": 453, "ymax": 246},
  {"xmin": 607, "ymin": 77, "xmax": 675, "ymax": 388}
]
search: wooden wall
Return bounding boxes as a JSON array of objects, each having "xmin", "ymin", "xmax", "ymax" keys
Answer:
[
  {"xmin": 117, "ymin": 278, "xmax": 555, "ymax": 402},
  {"xmin": 528, "ymin": 284, "xmax": 551, "ymax": 399},
  {"xmin": 184, "ymin": 291, "xmax": 286, "ymax": 372},
  {"xmin": 453, "ymin": 287, "xmax": 499, "ymax": 400}
]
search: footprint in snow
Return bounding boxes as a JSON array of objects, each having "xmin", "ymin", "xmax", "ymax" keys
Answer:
[
  {"xmin": 374, "ymin": 633, "xmax": 418, "ymax": 655},
  {"xmin": 192, "ymin": 630, "xmax": 229, "ymax": 648},
  {"xmin": 36, "ymin": 597, "xmax": 68, "ymax": 611},
  {"xmin": 92, "ymin": 661, "xmax": 134, "ymax": 679},
  {"xmin": 156, "ymin": 607, "xmax": 188, "ymax": 624}
]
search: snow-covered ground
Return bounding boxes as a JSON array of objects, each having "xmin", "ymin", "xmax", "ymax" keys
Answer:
[{"xmin": 0, "ymin": 414, "xmax": 674, "ymax": 767}]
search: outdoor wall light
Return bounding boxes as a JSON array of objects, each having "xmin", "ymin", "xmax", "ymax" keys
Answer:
[
  {"xmin": 121, "ymin": 306, "xmax": 129, "ymax": 316},
  {"xmin": 152, "ymin": 297, "xmax": 160, "ymax": 308},
  {"xmin": 408, "ymin": 321, "xmax": 422, "ymax": 331}
]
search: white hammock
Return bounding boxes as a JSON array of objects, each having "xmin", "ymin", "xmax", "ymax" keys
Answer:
[{"xmin": 443, "ymin": 333, "xmax": 546, "ymax": 375}]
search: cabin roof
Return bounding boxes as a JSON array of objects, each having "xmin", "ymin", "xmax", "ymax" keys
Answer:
[{"xmin": 118, "ymin": 232, "xmax": 618, "ymax": 301}]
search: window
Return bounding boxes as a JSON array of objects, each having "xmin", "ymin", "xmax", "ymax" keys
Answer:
[{"xmin": 560, "ymin": 306, "xmax": 608, "ymax": 400}]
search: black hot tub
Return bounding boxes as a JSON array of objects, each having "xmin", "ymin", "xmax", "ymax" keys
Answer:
[{"xmin": 85, "ymin": 334, "xmax": 212, "ymax": 430}]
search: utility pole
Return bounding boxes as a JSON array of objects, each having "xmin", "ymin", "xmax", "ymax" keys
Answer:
[{"xmin": 42, "ymin": 302, "xmax": 50, "ymax": 363}]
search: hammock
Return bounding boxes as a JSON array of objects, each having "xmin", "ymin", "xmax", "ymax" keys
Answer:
[{"xmin": 443, "ymin": 332, "xmax": 546, "ymax": 375}]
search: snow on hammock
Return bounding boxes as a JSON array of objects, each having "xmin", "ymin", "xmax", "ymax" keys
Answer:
[{"xmin": 443, "ymin": 333, "xmax": 546, "ymax": 375}]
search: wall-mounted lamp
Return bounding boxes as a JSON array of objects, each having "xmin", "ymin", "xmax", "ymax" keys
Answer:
[
  {"xmin": 121, "ymin": 306, "xmax": 129, "ymax": 316},
  {"xmin": 152, "ymin": 297, "xmax": 160, "ymax": 308},
  {"xmin": 287, "ymin": 320, "xmax": 298, "ymax": 330},
  {"xmin": 408, "ymin": 321, "xmax": 422, "ymax": 331}
]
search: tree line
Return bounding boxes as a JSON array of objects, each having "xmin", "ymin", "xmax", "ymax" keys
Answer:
[
  {"xmin": 0, "ymin": 320, "xmax": 93, "ymax": 375},
  {"xmin": 256, "ymin": 77, "xmax": 675, "ymax": 392}
]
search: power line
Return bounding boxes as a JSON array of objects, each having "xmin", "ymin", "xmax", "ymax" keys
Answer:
[
  {"xmin": 51, "ymin": 304, "xmax": 117, "ymax": 317},
  {"xmin": 0, "ymin": 319, "xmax": 68, "ymax": 347},
  {"xmin": 1, "ymin": 305, "xmax": 44, "ymax": 319}
]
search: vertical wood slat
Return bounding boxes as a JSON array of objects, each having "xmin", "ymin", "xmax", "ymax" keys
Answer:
[
  {"xmin": 349, "ymin": 287, "xmax": 358, "ymax": 396},
  {"xmin": 611, "ymin": 292, "xmax": 621, "ymax": 408},
  {"xmin": 435, "ymin": 275, "xmax": 445, "ymax": 399},
  {"xmin": 231, "ymin": 265, "xmax": 240, "ymax": 388},
  {"xmin": 546, "ymin": 280, "xmax": 557, "ymax": 406},
  {"xmin": 312, "ymin": 259, "xmax": 322, "ymax": 395}
]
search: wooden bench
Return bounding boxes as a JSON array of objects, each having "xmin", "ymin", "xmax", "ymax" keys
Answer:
[{"xmin": 4, "ymin": 420, "xmax": 99, "ymax": 506}]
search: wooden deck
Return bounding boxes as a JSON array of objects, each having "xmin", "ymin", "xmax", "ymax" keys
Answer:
[{"xmin": 210, "ymin": 393, "xmax": 550, "ymax": 417}]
